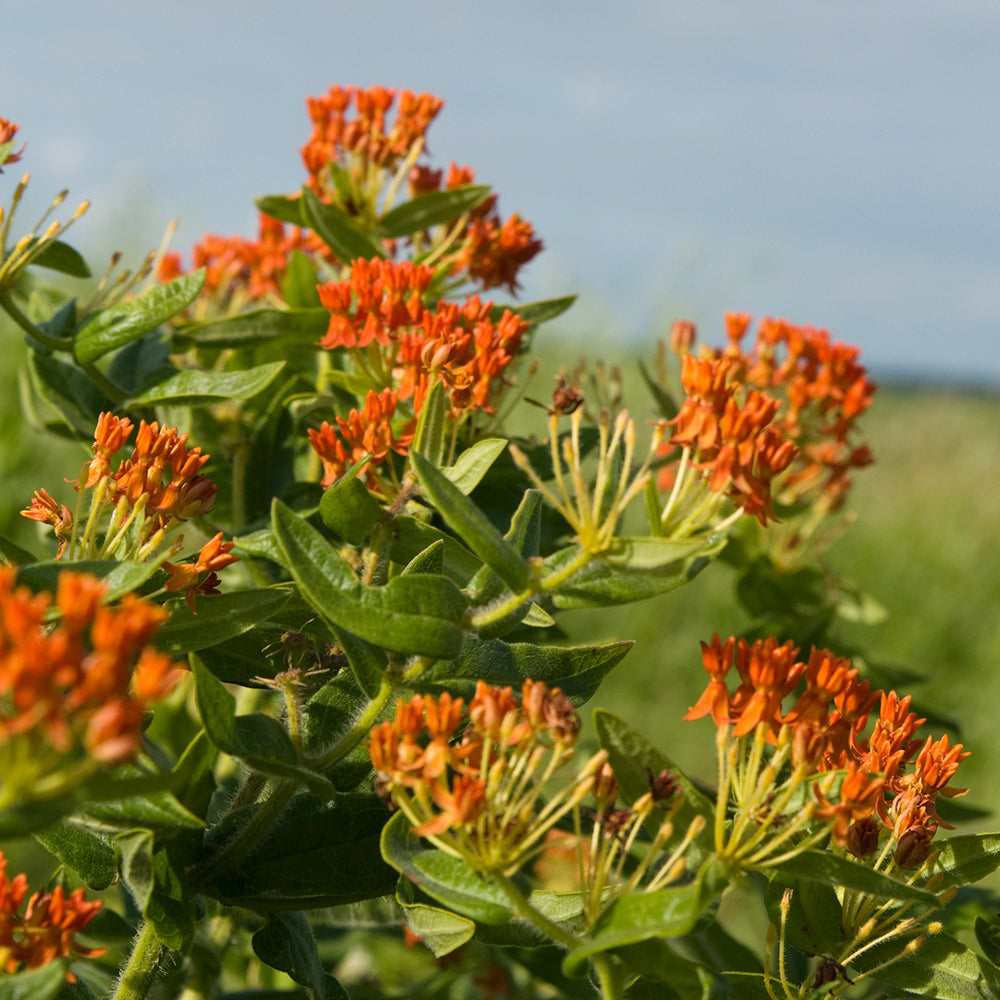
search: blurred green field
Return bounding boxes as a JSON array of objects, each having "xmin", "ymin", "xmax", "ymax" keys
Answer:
[{"xmin": 2, "ymin": 313, "xmax": 999, "ymax": 821}]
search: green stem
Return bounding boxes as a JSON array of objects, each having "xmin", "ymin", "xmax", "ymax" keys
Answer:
[
  {"xmin": 592, "ymin": 952, "xmax": 626, "ymax": 1000},
  {"xmin": 310, "ymin": 673, "xmax": 402, "ymax": 771},
  {"xmin": 192, "ymin": 778, "xmax": 297, "ymax": 886},
  {"xmin": 0, "ymin": 290, "xmax": 67, "ymax": 350},
  {"xmin": 112, "ymin": 920, "xmax": 165, "ymax": 1000},
  {"xmin": 468, "ymin": 546, "xmax": 594, "ymax": 630},
  {"xmin": 490, "ymin": 869, "xmax": 581, "ymax": 951}
]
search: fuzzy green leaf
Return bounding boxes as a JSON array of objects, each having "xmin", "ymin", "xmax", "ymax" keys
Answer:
[
  {"xmin": 155, "ymin": 588, "xmax": 292, "ymax": 654},
  {"xmin": 272, "ymin": 500, "xmax": 466, "ymax": 659},
  {"xmin": 488, "ymin": 295, "xmax": 577, "ymax": 327},
  {"xmin": 253, "ymin": 912, "xmax": 349, "ymax": 999},
  {"xmin": 443, "ymin": 438, "xmax": 508, "ymax": 495},
  {"xmin": 318, "ymin": 462, "xmax": 383, "ymax": 545},
  {"xmin": 34, "ymin": 822, "xmax": 117, "ymax": 890},
  {"xmin": 396, "ymin": 897, "xmax": 475, "ymax": 958},
  {"xmin": 381, "ymin": 811, "xmax": 513, "ymax": 924},
  {"xmin": 379, "ymin": 185, "xmax": 491, "ymax": 237},
  {"xmin": 410, "ymin": 450, "xmax": 530, "ymax": 592},
  {"xmin": 125, "ymin": 360, "xmax": 284, "ymax": 406},
  {"xmin": 0, "ymin": 962, "xmax": 68, "ymax": 1000},
  {"xmin": 175, "ymin": 307, "xmax": 328, "ymax": 348},
  {"xmin": 255, "ymin": 193, "xmax": 307, "ymax": 226},
  {"xmin": 929, "ymin": 832, "xmax": 1000, "ymax": 890},
  {"xmin": 301, "ymin": 188, "xmax": 386, "ymax": 262},
  {"xmin": 74, "ymin": 270, "xmax": 205, "ymax": 363}
]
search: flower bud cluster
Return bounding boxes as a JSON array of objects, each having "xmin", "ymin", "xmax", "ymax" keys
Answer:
[
  {"xmin": 687, "ymin": 634, "xmax": 967, "ymax": 871},
  {"xmin": 0, "ymin": 851, "xmax": 104, "ymax": 978},
  {"xmin": 369, "ymin": 679, "xmax": 601, "ymax": 875},
  {"xmin": 0, "ymin": 567, "xmax": 185, "ymax": 804}
]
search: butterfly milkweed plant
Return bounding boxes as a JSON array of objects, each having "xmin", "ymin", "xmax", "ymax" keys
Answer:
[{"xmin": 0, "ymin": 90, "xmax": 996, "ymax": 1000}]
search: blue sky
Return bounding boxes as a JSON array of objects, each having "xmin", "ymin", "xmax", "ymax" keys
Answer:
[{"xmin": 5, "ymin": 1, "xmax": 1000, "ymax": 381}]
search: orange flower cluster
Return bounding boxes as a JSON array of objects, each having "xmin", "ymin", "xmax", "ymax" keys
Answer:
[
  {"xmin": 302, "ymin": 85, "xmax": 444, "ymax": 184},
  {"xmin": 307, "ymin": 388, "xmax": 414, "ymax": 489},
  {"xmin": 162, "ymin": 532, "xmax": 240, "ymax": 613},
  {"xmin": 0, "ymin": 567, "xmax": 185, "ymax": 777},
  {"xmin": 667, "ymin": 354, "xmax": 798, "ymax": 524},
  {"xmin": 410, "ymin": 162, "xmax": 543, "ymax": 294},
  {"xmin": 687, "ymin": 635, "xmax": 967, "ymax": 866},
  {"xmin": 159, "ymin": 212, "xmax": 334, "ymax": 304},
  {"xmin": 673, "ymin": 315, "xmax": 876, "ymax": 511},
  {"xmin": 369, "ymin": 680, "xmax": 580, "ymax": 846},
  {"xmin": 0, "ymin": 118, "xmax": 24, "ymax": 171},
  {"xmin": 0, "ymin": 851, "xmax": 104, "ymax": 977}
]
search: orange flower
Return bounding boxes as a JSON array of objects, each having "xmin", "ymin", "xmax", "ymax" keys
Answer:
[
  {"xmin": 0, "ymin": 852, "xmax": 104, "ymax": 977},
  {"xmin": 813, "ymin": 762, "xmax": 885, "ymax": 846},
  {"xmin": 162, "ymin": 532, "xmax": 239, "ymax": 613},
  {"xmin": 0, "ymin": 118, "xmax": 24, "ymax": 170},
  {"xmin": 0, "ymin": 568, "xmax": 185, "ymax": 782}
]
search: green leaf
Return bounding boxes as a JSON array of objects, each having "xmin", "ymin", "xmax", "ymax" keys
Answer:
[
  {"xmin": 116, "ymin": 829, "xmax": 155, "ymax": 910},
  {"xmin": 255, "ymin": 193, "xmax": 307, "ymax": 226},
  {"xmin": 0, "ymin": 962, "xmax": 68, "ymax": 1000},
  {"xmin": 389, "ymin": 516, "xmax": 482, "ymax": 585},
  {"xmin": 489, "ymin": 295, "xmax": 577, "ymax": 327},
  {"xmin": 272, "ymin": 500, "xmax": 466, "ymax": 659},
  {"xmin": 34, "ymin": 822, "xmax": 117, "ymax": 890},
  {"xmin": 380, "ymin": 811, "xmax": 513, "ymax": 924},
  {"xmin": 125, "ymin": 360, "xmax": 285, "ymax": 406},
  {"xmin": 171, "ymin": 730, "xmax": 217, "ymax": 820},
  {"xmin": 930, "ymin": 832, "xmax": 1000, "ymax": 890},
  {"xmin": 328, "ymin": 624, "xmax": 385, "ymax": 699},
  {"xmin": 155, "ymin": 588, "xmax": 292, "ymax": 655},
  {"xmin": 764, "ymin": 876, "xmax": 845, "ymax": 957},
  {"xmin": 31, "ymin": 239, "xmax": 91, "ymax": 278},
  {"xmin": 410, "ymin": 450, "xmax": 530, "ymax": 592},
  {"xmin": 253, "ymin": 912, "xmax": 349, "ymax": 999},
  {"xmin": 83, "ymin": 783, "xmax": 205, "ymax": 832},
  {"xmin": 203, "ymin": 792, "xmax": 395, "ymax": 908},
  {"xmin": 422, "ymin": 635, "xmax": 632, "ymax": 705},
  {"xmin": 975, "ymin": 916, "xmax": 1000, "ymax": 969},
  {"xmin": 860, "ymin": 930, "xmax": 1000, "ymax": 999},
  {"xmin": 301, "ymin": 188, "xmax": 386, "ymax": 262},
  {"xmin": 442, "ymin": 438, "xmax": 508, "ymax": 495},
  {"xmin": 547, "ymin": 532, "xmax": 726, "ymax": 608},
  {"xmin": 282, "ymin": 250, "xmax": 323, "ymax": 309},
  {"xmin": 26, "ymin": 350, "xmax": 114, "ymax": 437},
  {"xmin": 74, "ymin": 270, "xmax": 205, "ymax": 364},
  {"xmin": 562, "ymin": 881, "xmax": 708, "ymax": 978},
  {"xmin": 15, "ymin": 560, "xmax": 161, "ymax": 603},
  {"xmin": 175, "ymin": 307, "xmax": 328, "ymax": 348},
  {"xmin": 638, "ymin": 358, "xmax": 679, "ymax": 421},
  {"xmin": 303, "ymin": 671, "xmax": 372, "ymax": 759},
  {"xmin": 410, "ymin": 378, "xmax": 448, "ymax": 467},
  {"xmin": 379, "ymin": 185, "xmax": 491, "ymax": 238},
  {"xmin": 594, "ymin": 710, "xmax": 715, "ymax": 863},
  {"xmin": 0, "ymin": 532, "xmax": 38, "ymax": 567},
  {"xmin": 396, "ymin": 897, "xmax": 475, "ymax": 958},
  {"xmin": 778, "ymin": 849, "xmax": 940, "ymax": 906},
  {"xmin": 318, "ymin": 461, "xmax": 384, "ymax": 545}
]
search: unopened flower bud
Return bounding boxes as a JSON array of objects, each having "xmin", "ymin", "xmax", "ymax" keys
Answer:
[
  {"xmin": 894, "ymin": 824, "xmax": 936, "ymax": 869},
  {"xmin": 845, "ymin": 816, "xmax": 881, "ymax": 859},
  {"xmin": 669, "ymin": 320, "xmax": 697, "ymax": 355}
]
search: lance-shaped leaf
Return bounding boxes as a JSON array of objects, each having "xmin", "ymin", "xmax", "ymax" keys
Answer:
[
  {"xmin": 396, "ymin": 887, "xmax": 475, "ymax": 958},
  {"xmin": 594, "ymin": 710, "xmax": 715, "ymax": 863},
  {"xmin": 31, "ymin": 239, "xmax": 90, "ymax": 278},
  {"xmin": 272, "ymin": 500, "xmax": 466, "ymax": 659},
  {"xmin": 928, "ymin": 832, "xmax": 1000, "ymax": 890},
  {"xmin": 488, "ymin": 295, "xmax": 577, "ymax": 327},
  {"xmin": 410, "ymin": 378, "xmax": 448, "ymax": 467},
  {"xmin": 777, "ymin": 849, "xmax": 940, "ymax": 905},
  {"xmin": 203, "ymin": 791, "xmax": 395, "ymax": 909},
  {"xmin": 125, "ymin": 360, "xmax": 285, "ymax": 406},
  {"xmin": 174, "ymin": 307, "xmax": 328, "ymax": 348},
  {"xmin": 255, "ymin": 193, "xmax": 307, "ymax": 226},
  {"xmin": 282, "ymin": 249, "xmax": 323, "ymax": 309},
  {"xmin": 302, "ymin": 187, "xmax": 386, "ymax": 262},
  {"xmin": 253, "ymin": 912, "xmax": 349, "ymax": 1000},
  {"xmin": 546, "ymin": 531, "xmax": 726, "ymax": 608},
  {"xmin": 389, "ymin": 516, "xmax": 482, "ymax": 585},
  {"xmin": 422, "ymin": 634, "xmax": 631, "ymax": 705},
  {"xmin": 27, "ymin": 351, "xmax": 115, "ymax": 438},
  {"xmin": 442, "ymin": 438, "xmax": 509, "ymax": 495},
  {"xmin": 328, "ymin": 623, "xmax": 386, "ymax": 700},
  {"xmin": 381, "ymin": 811, "xmax": 513, "ymax": 924},
  {"xmin": 410, "ymin": 450, "xmax": 530, "ymax": 593},
  {"xmin": 16, "ymin": 560, "xmax": 161, "ymax": 602},
  {"xmin": 155, "ymin": 587, "xmax": 292, "ymax": 655},
  {"xmin": 34, "ymin": 822, "xmax": 117, "ymax": 890},
  {"xmin": 764, "ymin": 875, "xmax": 845, "ymax": 957},
  {"xmin": 858, "ymin": 930, "xmax": 1000, "ymax": 999},
  {"xmin": 379, "ymin": 184, "xmax": 491, "ymax": 237},
  {"xmin": 74, "ymin": 270, "xmax": 205, "ymax": 364},
  {"xmin": 561, "ymin": 881, "xmax": 708, "ymax": 978},
  {"xmin": 0, "ymin": 532, "xmax": 38, "ymax": 567}
]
